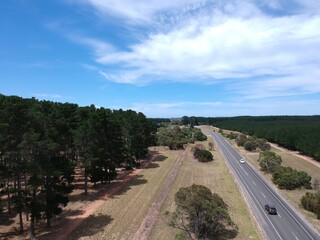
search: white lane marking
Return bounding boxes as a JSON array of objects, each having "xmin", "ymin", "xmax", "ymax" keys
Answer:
[
  {"xmin": 292, "ymin": 232, "xmax": 299, "ymax": 240},
  {"xmin": 260, "ymin": 192, "xmax": 266, "ymax": 198},
  {"xmin": 212, "ymin": 133, "xmax": 284, "ymax": 239},
  {"xmin": 252, "ymin": 180, "xmax": 256, "ymax": 185},
  {"xmin": 278, "ymin": 212, "xmax": 281, "ymax": 218},
  {"xmin": 244, "ymin": 170, "xmax": 249, "ymax": 176}
]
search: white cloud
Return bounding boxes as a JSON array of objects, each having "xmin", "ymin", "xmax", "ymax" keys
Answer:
[
  {"xmin": 72, "ymin": 0, "xmax": 320, "ymax": 99},
  {"xmin": 68, "ymin": 34, "xmax": 116, "ymax": 57},
  {"xmin": 78, "ymin": 0, "xmax": 204, "ymax": 24}
]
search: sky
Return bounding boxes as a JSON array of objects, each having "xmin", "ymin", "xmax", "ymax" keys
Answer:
[{"xmin": 1, "ymin": 0, "xmax": 320, "ymax": 118}]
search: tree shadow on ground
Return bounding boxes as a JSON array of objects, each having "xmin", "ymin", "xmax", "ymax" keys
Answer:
[
  {"xmin": 59, "ymin": 209, "xmax": 86, "ymax": 218},
  {"xmin": 67, "ymin": 214, "xmax": 113, "ymax": 240},
  {"xmin": 217, "ymin": 227, "xmax": 238, "ymax": 240},
  {"xmin": 0, "ymin": 211, "xmax": 18, "ymax": 240},
  {"xmin": 153, "ymin": 155, "xmax": 167, "ymax": 162},
  {"xmin": 0, "ymin": 212, "xmax": 16, "ymax": 226},
  {"xmin": 68, "ymin": 185, "xmax": 110, "ymax": 203},
  {"xmin": 69, "ymin": 153, "xmax": 166, "ymax": 204},
  {"xmin": 68, "ymin": 175, "xmax": 131, "ymax": 203},
  {"xmin": 146, "ymin": 162, "xmax": 160, "ymax": 168},
  {"xmin": 142, "ymin": 154, "xmax": 167, "ymax": 169},
  {"xmin": 37, "ymin": 214, "xmax": 113, "ymax": 240},
  {"xmin": 0, "ymin": 227, "xmax": 22, "ymax": 240},
  {"xmin": 112, "ymin": 174, "xmax": 148, "ymax": 197}
]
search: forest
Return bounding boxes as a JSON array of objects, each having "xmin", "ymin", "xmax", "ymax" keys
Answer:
[
  {"xmin": 181, "ymin": 115, "xmax": 320, "ymax": 162},
  {"xmin": 0, "ymin": 94, "xmax": 157, "ymax": 237}
]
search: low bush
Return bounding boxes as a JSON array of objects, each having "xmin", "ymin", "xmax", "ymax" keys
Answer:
[
  {"xmin": 272, "ymin": 166, "xmax": 312, "ymax": 190},
  {"xmin": 193, "ymin": 148, "xmax": 213, "ymax": 162},
  {"xmin": 301, "ymin": 192, "xmax": 320, "ymax": 219}
]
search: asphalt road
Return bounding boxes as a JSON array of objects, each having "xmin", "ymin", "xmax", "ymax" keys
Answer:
[{"xmin": 208, "ymin": 131, "xmax": 320, "ymax": 240}]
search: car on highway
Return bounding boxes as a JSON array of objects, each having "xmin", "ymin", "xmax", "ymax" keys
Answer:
[
  {"xmin": 265, "ymin": 204, "xmax": 277, "ymax": 214},
  {"xmin": 239, "ymin": 158, "xmax": 245, "ymax": 163}
]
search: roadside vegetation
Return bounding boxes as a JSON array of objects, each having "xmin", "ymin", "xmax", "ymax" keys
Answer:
[
  {"xmin": 223, "ymin": 128, "xmax": 320, "ymax": 220},
  {"xmin": 165, "ymin": 184, "xmax": 238, "ymax": 240},
  {"xmin": 150, "ymin": 136, "xmax": 260, "ymax": 240},
  {"xmin": 223, "ymin": 130, "xmax": 313, "ymax": 191},
  {"xmin": 218, "ymin": 128, "xmax": 320, "ymax": 229},
  {"xmin": 191, "ymin": 144, "xmax": 213, "ymax": 163},
  {"xmin": 156, "ymin": 125, "xmax": 207, "ymax": 150},
  {"xmin": 179, "ymin": 115, "xmax": 320, "ymax": 161},
  {"xmin": 301, "ymin": 178, "xmax": 320, "ymax": 219}
]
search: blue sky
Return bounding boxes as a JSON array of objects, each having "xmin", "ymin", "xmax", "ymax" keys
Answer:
[{"xmin": 1, "ymin": 0, "xmax": 320, "ymax": 118}]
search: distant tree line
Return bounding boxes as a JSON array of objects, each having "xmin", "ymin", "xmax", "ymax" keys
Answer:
[
  {"xmin": 179, "ymin": 116, "xmax": 320, "ymax": 162},
  {"xmin": 0, "ymin": 94, "xmax": 157, "ymax": 238}
]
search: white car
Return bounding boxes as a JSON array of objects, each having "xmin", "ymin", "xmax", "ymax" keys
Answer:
[{"xmin": 239, "ymin": 158, "xmax": 245, "ymax": 163}]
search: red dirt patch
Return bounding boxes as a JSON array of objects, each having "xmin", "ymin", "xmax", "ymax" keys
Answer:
[{"xmin": 0, "ymin": 152, "xmax": 157, "ymax": 240}]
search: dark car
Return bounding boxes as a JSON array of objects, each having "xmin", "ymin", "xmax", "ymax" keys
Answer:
[{"xmin": 265, "ymin": 204, "xmax": 277, "ymax": 214}]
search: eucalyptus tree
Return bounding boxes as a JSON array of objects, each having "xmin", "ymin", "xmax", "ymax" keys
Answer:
[
  {"xmin": 166, "ymin": 184, "xmax": 237, "ymax": 239},
  {"xmin": 258, "ymin": 150, "xmax": 282, "ymax": 173}
]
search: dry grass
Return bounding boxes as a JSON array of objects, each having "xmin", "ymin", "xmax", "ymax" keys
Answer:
[
  {"xmin": 67, "ymin": 147, "xmax": 182, "ymax": 240},
  {"xmin": 149, "ymin": 142, "xmax": 261, "ymax": 240},
  {"xmin": 67, "ymin": 140, "xmax": 261, "ymax": 240}
]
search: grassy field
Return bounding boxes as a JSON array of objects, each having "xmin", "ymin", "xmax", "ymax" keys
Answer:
[
  {"xmin": 67, "ymin": 147, "xmax": 182, "ymax": 240},
  {"xmin": 67, "ymin": 139, "xmax": 261, "ymax": 240},
  {"xmin": 149, "ymin": 139, "xmax": 261, "ymax": 240},
  {"xmin": 66, "ymin": 126, "xmax": 320, "ymax": 239}
]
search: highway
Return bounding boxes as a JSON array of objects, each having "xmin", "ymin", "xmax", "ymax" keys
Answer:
[{"xmin": 208, "ymin": 131, "xmax": 320, "ymax": 240}]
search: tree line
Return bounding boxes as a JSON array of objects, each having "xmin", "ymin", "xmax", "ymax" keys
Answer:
[
  {"xmin": 0, "ymin": 94, "xmax": 157, "ymax": 238},
  {"xmin": 180, "ymin": 115, "xmax": 320, "ymax": 162}
]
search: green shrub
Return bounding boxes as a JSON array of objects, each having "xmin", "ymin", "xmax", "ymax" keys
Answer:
[
  {"xmin": 258, "ymin": 151, "xmax": 282, "ymax": 173},
  {"xmin": 301, "ymin": 192, "xmax": 320, "ymax": 219},
  {"xmin": 272, "ymin": 166, "xmax": 312, "ymax": 190},
  {"xmin": 194, "ymin": 148, "xmax": 213, "ymax": 162},
  {"xmin": 244, "ymin": 141, "xmax": 257, "ymax": 151}
]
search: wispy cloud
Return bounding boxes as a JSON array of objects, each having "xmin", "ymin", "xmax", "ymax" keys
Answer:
[
  {"xmin": 77, "ymin": 0, "xmax": 204, "ymax": 24},
  {"xmin": 127, "ymin": 98, "xmax": 320, "ymax": 118},
  {"xmin": 69, "ymin": 0, "xmax": 320, "ymax": 100},
  {"xmin": 32, "ymin": 93, "xmax": 64, "ymax": 99}
]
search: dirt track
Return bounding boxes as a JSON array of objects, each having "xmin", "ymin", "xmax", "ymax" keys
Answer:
[{"xmin": 131, "ymin": 148, "xmax": 187, "ymax": 240}]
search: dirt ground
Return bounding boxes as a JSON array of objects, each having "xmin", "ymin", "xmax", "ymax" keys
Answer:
[{"xmin": 0, "ymin": 150, "xmax": 160, "ymax": 240}]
